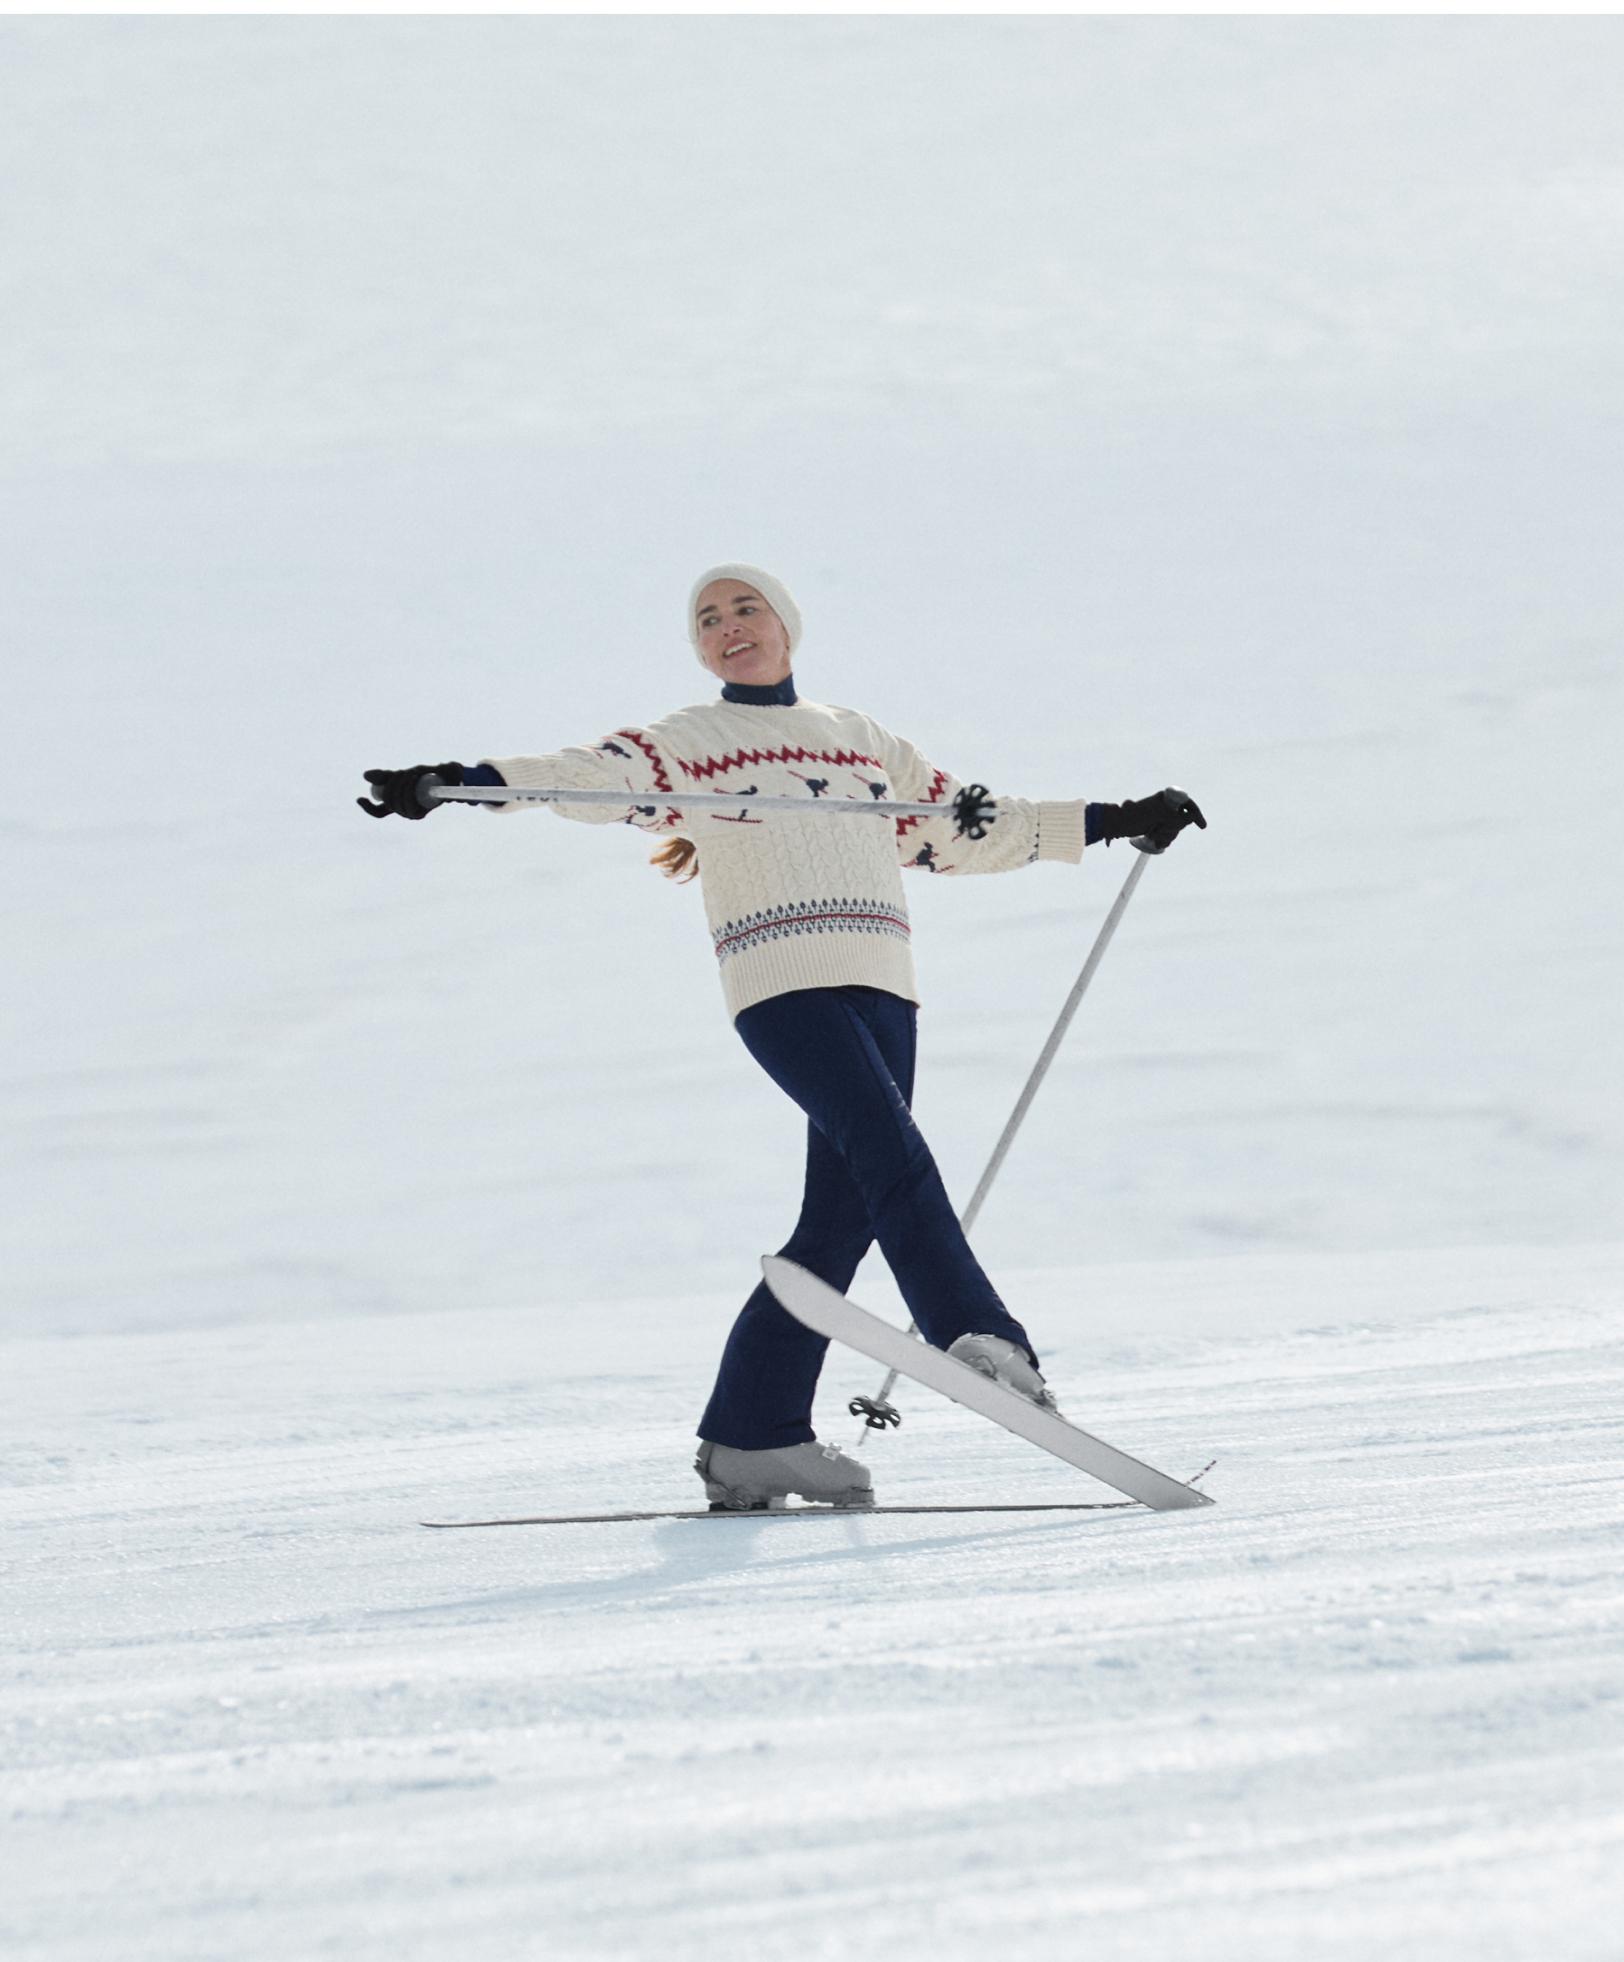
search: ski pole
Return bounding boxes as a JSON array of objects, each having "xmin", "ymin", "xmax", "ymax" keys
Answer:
[
  {"xmin": 853, "ymin": 846, "xmax": 1154, "ymax": 1441},
  {"xmin": 425, "ymin": 782, "xmax": 991, "ymax": 825}
]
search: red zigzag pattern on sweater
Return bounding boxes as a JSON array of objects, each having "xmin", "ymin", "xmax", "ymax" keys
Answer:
[
  {"xmin": 676, "ymin": 744, "xmax": 885, "ymax": 784},
  {"xmin": 612, "ymin": 729, "xmax": 675, "ymax": 793},
  {"xmin": 894, "ymin": 768, "xmax": 951, "ymax": 839}
]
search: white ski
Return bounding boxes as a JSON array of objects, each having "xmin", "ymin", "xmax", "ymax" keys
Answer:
[
  {"xmin": 761, "ymin": 1256, "xmax": 1215, "ymax": 1514},
  {"xmin": 420, "ymin": 1499, "xmax": 1140, "ymax": 1528}
]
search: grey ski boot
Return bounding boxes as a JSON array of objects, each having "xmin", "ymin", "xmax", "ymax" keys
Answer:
[
  {"xmin": 947, "ymin": 1333, "xmax": 1062, "ymax": 1413},
  {"xmin": 696, "ymin": 1439, "xmax": 875, "ymax": 1511}
]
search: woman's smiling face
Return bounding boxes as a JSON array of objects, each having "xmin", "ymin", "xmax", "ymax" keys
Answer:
[{"xmin": 694, "ymin": 579, "xmax": 792, "ymax": 686}]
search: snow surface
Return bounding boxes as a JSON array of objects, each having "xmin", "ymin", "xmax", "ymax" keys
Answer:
[
  {"xmin": 7, "ymin": 1246, "xmax": 1624, "ymax": 1961},
  {"xmin": 4, "ymin": 17, "xmax": 1623, "ymax": 1960}
]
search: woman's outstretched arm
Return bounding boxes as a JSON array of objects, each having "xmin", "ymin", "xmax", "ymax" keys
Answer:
[
  {"xmin": 873, "ymin": 722, "xmax": 1087, "ymax": 876},
  {"xmin": 359, "ymin": 726, "xmax": 690, "ymax": 835},
  {"xmin": 479, "ymin": 725, "xmax": 688, "ymax": 834},
  {"xmin": 873, "ymin": 724, "xmax": 1205, "ymax": 872}
]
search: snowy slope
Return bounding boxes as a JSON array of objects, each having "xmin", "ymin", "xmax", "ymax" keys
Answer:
[
  {"xmin": 3, "ymin": 17, "xmax": 1623, "ymax": 1959},
  {"xmin": 6, "ymin": 1245, "xmax": 1623, "ymax": 1961}
]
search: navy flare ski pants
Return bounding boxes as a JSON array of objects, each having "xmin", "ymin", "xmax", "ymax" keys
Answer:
[{"xmin": 698, "ymin": 984, "xmax": 1037, "ymax": 1450}]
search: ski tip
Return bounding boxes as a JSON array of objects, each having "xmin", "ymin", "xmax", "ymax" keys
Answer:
[{"xmin": 762, "ymin": 1253, "xmax": 813, "ymax": 1284}]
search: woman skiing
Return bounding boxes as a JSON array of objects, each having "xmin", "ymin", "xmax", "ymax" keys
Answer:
[{"xmin": 359, "ymin": 564, "xmax": 1204, "ymax": 1510}]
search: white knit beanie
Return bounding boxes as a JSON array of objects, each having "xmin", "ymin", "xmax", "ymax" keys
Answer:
[{"xmin": 687, "ymin": 563, "xmax": 802, "ymax": 665}]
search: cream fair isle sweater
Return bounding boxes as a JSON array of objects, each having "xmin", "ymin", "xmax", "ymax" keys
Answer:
[{"xmin": 485, "ymin": 693, "xmax": 1086, "ymax": 1021}]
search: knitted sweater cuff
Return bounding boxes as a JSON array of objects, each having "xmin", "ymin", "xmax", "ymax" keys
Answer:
[
  {"xmin": 1035, "ymin": 799, "xmax": 1087, "ymax": 864},
  {"xmin": 472, "ymin": 759, "xmax": 526, "ymax": 812}
]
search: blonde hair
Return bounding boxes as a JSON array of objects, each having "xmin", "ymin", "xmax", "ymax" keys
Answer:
[{"xmin": 650, "ymin": 837, "xmax": 699, "ymax": 883}]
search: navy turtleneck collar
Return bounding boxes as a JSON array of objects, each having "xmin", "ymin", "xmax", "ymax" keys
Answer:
[{"xmin": 721, "ymin": 674, "xmax": 798, "ymax": 707}]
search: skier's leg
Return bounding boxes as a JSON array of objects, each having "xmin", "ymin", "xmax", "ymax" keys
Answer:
[
  {"xmin": 697, "ymin": 1114, "xmax": 875, "ymax": 1450},
  {"xmin": 734, "ymin": 985, "xmax": 1037, "ymax": 1364},
  {"xmin": 843, "ymin": 986, "xmax": 1038, "ymax": 1361}
]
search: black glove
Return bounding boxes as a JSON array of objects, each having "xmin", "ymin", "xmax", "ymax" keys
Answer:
[
  {"xmin": 357, "ymin": 761, "xmax": 466, "ymax": 820},
  {"xmin": 1095, "ymin": 786, "xmax": 1207, "ymax": 854}
]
